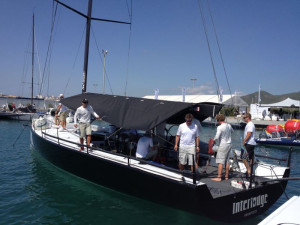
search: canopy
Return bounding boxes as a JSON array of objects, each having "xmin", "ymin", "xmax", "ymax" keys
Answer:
[
  {"xmin": 143, "ymin": 94, "xmax": 248, "ymax": 106},
  {"xmin": 260, "ymin": 98, "xmax": 300, "ymax": 108},
  {"xmin": 144, "ymin": 94, "xmax": 231, "ymax": 104},
  {"xmin": 61, "ymin": 93, "xmax": 222, "ymax": 130}
]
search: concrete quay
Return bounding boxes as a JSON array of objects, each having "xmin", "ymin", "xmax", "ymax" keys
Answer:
[{"xmin": 203, "ymin": 116, "xmax": 286, "ymax": 129}]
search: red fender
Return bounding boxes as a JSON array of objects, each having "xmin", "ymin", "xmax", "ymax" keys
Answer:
[
  {"xmin": 208, "ymin": 138, "xmax": 214, "ymax": 155},
  {"xmin": 285, "ymin": 120, "xmax": 300, "ymax": 133}
]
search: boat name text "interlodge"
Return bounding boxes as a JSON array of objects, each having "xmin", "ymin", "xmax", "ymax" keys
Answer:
[{"xmin": 232, "ymin": 194, "xmax": 268, "ymax": 214}]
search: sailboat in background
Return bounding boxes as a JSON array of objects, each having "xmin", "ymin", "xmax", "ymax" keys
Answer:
[
  {"xmin": 0, "ymin": 14, "xmax": 38, "ymax": 121},
  {"xmin": 30, "ymin": 1, "xmax": 294, "ymax": 222}
]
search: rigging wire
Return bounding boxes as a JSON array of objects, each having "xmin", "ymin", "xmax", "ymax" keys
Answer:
[
  {"xmin": 39, "ymin": 1, "xmax": 59, "ymax": 96},
  {"xmin": 47, "ymin": 2, "xmax": 62, "ymax": 97},
  {"xmin": 35, "ymin": 30, "xmax": 43, "ymax": 95},
  {"xmin": 20, "ymin": 33, "xmax": 31, "ymax": 97},
  {"xmin": 19, "ymin": 28, "xmax": 41, "ymax": 99},
  {"xmin": 197, "ymin": 0, "xmax": 220, "ymax": 97},
  {"xmin": 91, "ymin": 25, "xmax": 114, "ymax": 95},
  {"xmin": 63, "ymin": 25, "xmax": 86, "ymax": 95},
  {"xmin": 206, "ymin": 0, "xmax": 234, "ymax": 106},
  {"xmin": 124, "ymin": 0, "xmax": 133, "ymax": 97}
]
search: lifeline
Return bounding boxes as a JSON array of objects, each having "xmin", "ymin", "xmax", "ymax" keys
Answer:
[{"xmin": 232, "ymin": 194, "xmax": 268, "ymax": 214}]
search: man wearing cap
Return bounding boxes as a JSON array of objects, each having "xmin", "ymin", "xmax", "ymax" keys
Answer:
[
  {"xmin": 56, "ymin": 94, "xmax": 68, "ymax": 130},
  {"xmin": 74, "ymin": 99, "xmax": 100, "ymax": 150}
]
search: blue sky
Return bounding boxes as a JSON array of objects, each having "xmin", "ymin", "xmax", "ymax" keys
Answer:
[{"xmin": 0, "ymin": 0, "xmax": 299, "ymax": 98}]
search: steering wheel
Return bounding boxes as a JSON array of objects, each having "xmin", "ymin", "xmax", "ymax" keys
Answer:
[{"xmin": 165, "ymin": 124, "xmax": 178, "ymax": 145}]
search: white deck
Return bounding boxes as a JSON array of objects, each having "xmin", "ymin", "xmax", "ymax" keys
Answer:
[
  {"xmin": 33, "ymin": 121, "xmax": 205, "ymax": 186},
  {"xmin": 258, "ymin": 196, "xmax": 300, "ymax": 225},
  {"xmin": 33, "ymin": 116, "xmax": 288, "ymax": 190}
]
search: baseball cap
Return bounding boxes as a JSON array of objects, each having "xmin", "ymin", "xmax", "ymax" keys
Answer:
[{"xmin": 82, "ymin": 99, "xmax": 88, "ymax": 103}]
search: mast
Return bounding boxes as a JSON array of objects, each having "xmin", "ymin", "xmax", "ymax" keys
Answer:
[
  {"xmin": 54, "ymin": 0, "xmax": 130, "ymax": 93},
  {"xmin": 102, "ymin": 49, "xmax": 108, "ymax": 94},
  {"xmin": 31, "ymin": 13, "xmax": 34, "ymax": 105},
  {"xmin": 82, "ymin": 0, "xmax": 92, "ymax": 93}
]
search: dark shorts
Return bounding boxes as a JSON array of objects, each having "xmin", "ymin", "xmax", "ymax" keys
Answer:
[{"xmin": 245, "ymin": 144, "xmax": 255, "ymax": 161}]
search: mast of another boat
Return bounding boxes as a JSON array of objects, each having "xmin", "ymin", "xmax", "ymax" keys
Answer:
[{"xmin": 31, "ymin": 13, "xmax": 34, "ymax": 105}]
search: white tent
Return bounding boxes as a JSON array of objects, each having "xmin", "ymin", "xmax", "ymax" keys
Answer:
[
  {"xmin": 260, "ymin": 98, "xmax": 300, "ymax": 108},
  {"xmin": 143, "ymin": 94, "xmax": 227, "ymax": 103},
  {"xmin": 250, "ymin": 98, "xmax": 300, "ymax": 120}
]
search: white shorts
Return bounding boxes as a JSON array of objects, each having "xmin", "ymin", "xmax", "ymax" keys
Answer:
[
  {"xmin": 215, "ymin": 143, "xmax": 232, "ymax": 164},
  {"xmin": 179, "ymin": 145, "xmax": 196, "ymax": 166}
]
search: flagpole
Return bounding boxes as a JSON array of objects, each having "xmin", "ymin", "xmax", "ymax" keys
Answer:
[
  {"xmin": 154, "ymin": 88, "xmax": 159, "ymax": 100},
  {"xmin": 182, "ymin": 87, "xmax": 186, "ymax": 102},
  {"xmin": 258, "ymin": 84, "xmax": 261, "ymax": 105},
  {"xmin": 219, "ymin": 87, "xmax": 223, "ymax": 104}
]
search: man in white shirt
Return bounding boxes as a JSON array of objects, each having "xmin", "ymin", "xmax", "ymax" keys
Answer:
[
  {"xmin": 242, "ymin": 113, "xmax": 256, "ymax": 178},
  {"xmin": 174, "ymin": 113, "xmax": 200, "ymax": 172},
  {"xmin": 136, "ymin": 131, "xmax": 158, "ymax": 160},
  {"xmin": 211, "ymin": 114, "xmax": 233, "ymax": 181},
  {"xmin": 74, "ymin": 99, "xmax": 100, "ymax": 150}
]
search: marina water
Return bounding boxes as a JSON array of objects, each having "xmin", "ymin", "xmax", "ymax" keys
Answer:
[{"xmin": 1, "ymin": 120, "xmax": 299, "ymax": 225}]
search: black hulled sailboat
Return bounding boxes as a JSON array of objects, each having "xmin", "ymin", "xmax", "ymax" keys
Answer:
[{"xmin": 31, "ymin": 1, "xmax": 293, "ymax": 222}]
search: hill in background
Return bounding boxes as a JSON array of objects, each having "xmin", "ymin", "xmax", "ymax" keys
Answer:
[{"xmin": 241, "ymin": 91, "xmax": 300, "ymax": 105}]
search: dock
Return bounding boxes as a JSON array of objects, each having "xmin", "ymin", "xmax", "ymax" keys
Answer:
[
  {"xmin": 258, "ymin": 196, "xmax": 300, "ymax": 225},
  {"xmin": 203, "ymin": 116, "xmax": 286, "ymax": 129}
]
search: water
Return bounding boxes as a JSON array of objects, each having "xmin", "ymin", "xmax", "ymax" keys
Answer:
[{"xmin": 1, "ymin": 120, "xmax": 299, "ymax": 225}]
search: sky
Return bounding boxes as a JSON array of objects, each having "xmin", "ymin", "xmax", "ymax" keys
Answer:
[{"xmin": 0, "ymin": 0, "xmax": 299, "ymax": 99}]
